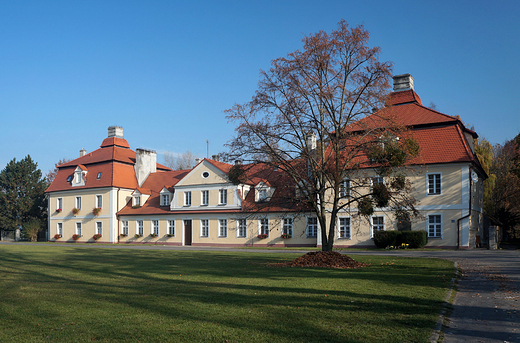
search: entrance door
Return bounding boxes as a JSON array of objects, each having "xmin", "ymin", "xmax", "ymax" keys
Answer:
[{"xmin": 184, "ymin": 220, "xmax": 192, "ymax": 246}]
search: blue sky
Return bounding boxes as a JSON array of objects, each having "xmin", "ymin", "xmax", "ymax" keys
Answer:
[{"xmin": 1, "ymin": 1, "xmax": 519, "ymax": 175}]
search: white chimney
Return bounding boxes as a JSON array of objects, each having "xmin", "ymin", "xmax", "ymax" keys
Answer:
[
  {"xmin": 108, "ymin": 126, "xmax": 124, "ymax": 138},
  {"xmin": 135, "ymin": 148, "xmax": 157, "ymax": 186},
  {"xmin": 80, "ymin": 148, "xmax": 87, "ymax": 157},
  {"xmin": 393, "ymin": 74, "xmax": 414, "ymax": 92}
]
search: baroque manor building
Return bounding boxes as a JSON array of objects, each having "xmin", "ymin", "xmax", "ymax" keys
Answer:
[{"xmin": 46, "ymin": 74, "xmax": 486, "ymax": 248}]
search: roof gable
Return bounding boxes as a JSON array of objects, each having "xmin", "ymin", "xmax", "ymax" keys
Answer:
[{"xmin": 175, "ymin": 159, "xmax": 232, "ymax": 187}]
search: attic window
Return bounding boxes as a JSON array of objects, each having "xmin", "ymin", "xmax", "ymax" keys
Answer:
[
  {"xmin": 97, "ymin": 172, "xmax": 102, "ymax": 179},
  {"xmin": 67, "ymin": 175, "xmax": 73, "ymax": 182},
  {"xmin": 202, "ymin": 171, "xmax": 210, "ymax": 179}
]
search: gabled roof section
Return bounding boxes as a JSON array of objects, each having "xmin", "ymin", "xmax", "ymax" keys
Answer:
[
  {"xmin": 175, "ymin": 158, "xmax": 232, "ymax": 187},
  {"xmin": 100, "ymin": 137, "xmax": 131, "ymax": 148}
]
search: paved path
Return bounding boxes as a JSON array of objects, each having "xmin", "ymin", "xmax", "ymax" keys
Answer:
[{"xmin": 2, "ymin": 243, "xmax": 520, "ymax": 342}]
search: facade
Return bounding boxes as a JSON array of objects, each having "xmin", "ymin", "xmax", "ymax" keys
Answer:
[{"xmin": 46, "ymin": 74, "xmax": 486, "ymax": 248}]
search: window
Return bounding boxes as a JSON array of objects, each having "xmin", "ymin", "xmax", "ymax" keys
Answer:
[
  {"xmin": 338, "ymin": 217, "xmax": 351, "ymax": 239},
  {"xmin": 67, "ymin": 175, "xmax": 73, "ymax": 182},
  {"xmin": 75, "ymin": 196, "xmax": 82, "ymax": 210},
  {"xmin": 372, "ymin": 176, "xmax": 384, "ymax": 186},
  {"xmin": 57, "ymin": 198, "xmax": 63, "ymax": 211},
  {"xmin": 260, "ymin": 218, "xmax": 269, "ymax": 236},
  {"xmin": 96, "ymin": 195, "xmax": 102, "ymax": 208},
  {"xmin": 202, "ymin": 171, "xmax": 210, "ymax": 179},
  {"xmin": 75, "ymin": 222, "xmax": 82, "ymax": 236},
  {"xmin": 57, "ymin": 222, "xmax": 63, "ymax": 236},
  {"xmin": 371, "ymin": 216, "xmax": 384, "ymax": 237},
  {"xmin": 258, "ymin": 189, "xmax": 267, "ymax": 202},
  {"xmin": 340, "ymin": 179, "xmax": 351, "ymax": 198},
  {"xmin": 201, "ymin": 219, "xmax": 209, "ymax": 237},
  {"xmin": 307, "ymin": 217, "xmax": 318, "ymax": 238},
  {"xmin": 201, "ymin": 190, "xmax": 209, "ymax": 206},
  {"xmin": 427, "ymin": 173, "xmax": 441, "ymax": 195},
  {"xmin": 282, "ymin": 218, "xmax": 293, "ymax": 237},
  {"xmin": 184, "ymin": 191, "xmax": 191, "ymax": 206},
  {"xmin": 152, "ymin": 220, "xmax": 159, "ymax": 235},
  {"xmin": 428, "ymin": 215, "xmax": 442, "ymax": 238},
  {"xmin": 122, "ymin": 221, "xmax": 129, "ymax": 235},
  {"xmin": 219, "ymin": 189, "xmax": 227, "ymax": 205},
  {"xmin": 219, "ymin": 219, "xmax": 228, "ymax": 237},
  {"xmin": 237, "ymin": 219, "xmax": 247, "ymax": 238},
  {"xmin": 168, "ymin": 220, "xmax": 175, "ymax": 236},
  {"xmin": 161, "ymin": 194, "xmax": 170, "ymax": 206},
  {"xmin": 137, "ymin": 220, "xmax": 144, "ymax": 236},
  {"xmin": 96, "ymin": 222, "xmax": 102, "ymax": 236},
  {"xmin": 97, "ymin": 172, "xmax": 102, "ymax": 179},
  {"xmin": 135, "ymin": 196, "xmax": 141, "ymax": 206}
]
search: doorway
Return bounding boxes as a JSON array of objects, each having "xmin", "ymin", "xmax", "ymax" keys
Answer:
[{"xmin": 184, "ymin": 220, "xmax": 192, "ymax": 246}]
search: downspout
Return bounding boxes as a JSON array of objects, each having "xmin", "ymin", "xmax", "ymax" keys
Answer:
[
  {"xmin": 457, "ymin": 168, "xmax": 473, "ymax": 249},
  {"xmin": 116, "ymin": 187, "xmax": 120, "ymax": 243}
]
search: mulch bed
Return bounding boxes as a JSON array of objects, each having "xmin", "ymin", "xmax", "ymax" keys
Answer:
[{"xmin": 270, "ymin": 251, "xmax": 369, "ymax": 269}]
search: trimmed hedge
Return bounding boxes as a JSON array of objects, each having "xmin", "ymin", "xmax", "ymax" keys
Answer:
[{"xmin": 373, "ymin": 230, "xmax": 428, "ymax": 249}]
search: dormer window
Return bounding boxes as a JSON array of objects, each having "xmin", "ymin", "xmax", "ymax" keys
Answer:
[
  {"xmin": 135, "ymin": 196, "xmax": 141, "ymax": 206},
  {"xmin": 255, "ymin": 182, "xmax": 273, "ymax": 202},
  {"xmin": 259, "ymin": 189, "xmax": 267, "ymax": 201},
  {"xmin": 72, "ymin": 166, "xmax": 87, "ymax": 187},
  {"xmin": 159, "ymin": 187, "xmax": 172, "ymax": 207}
]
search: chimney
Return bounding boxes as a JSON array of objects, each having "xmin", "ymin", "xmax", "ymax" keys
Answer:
[
  {"xmin": 108, "ymin": 126, "xmax": 124, "ymax": 138},
  {"xmin": 235, "ymin": 160, "xmax": 242, "ymax": 165},
  {"xmin": 392, "ymin": 74, "xmax": 414, "ymax": 92},
  {"xmin": 134, "ymin": 148, "xmax": 157, "ymax": 186},
  {"xmin": 212, "ymin": 154, "xmax": 219, "ymax": 162},
  {"xmin": 79, "ymin": 148, "xmax": 87, "ymax": 157},
  {"xmin": 195, "ymin": 158, "xmax": 201, "ymax": 164}
]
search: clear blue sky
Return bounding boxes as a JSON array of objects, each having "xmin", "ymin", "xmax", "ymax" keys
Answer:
[{"xmin": 1, "ymin": 0, "xmax": 519, "ymax": 175}]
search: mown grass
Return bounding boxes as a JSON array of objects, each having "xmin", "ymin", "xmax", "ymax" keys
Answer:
[{"xmin": 0, "ymin": 245, "xmax": 454, "ymax": 342}]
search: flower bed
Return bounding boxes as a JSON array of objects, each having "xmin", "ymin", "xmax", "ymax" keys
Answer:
[
  {"xmin": 92, "ymin": 207, "xmax": 101, "ymax": 216},
  {"xmin": 93, "ymin": 234, "xmax": 102, "ymax": 241},
  {"xmin": 72, "ymin": 234, "xmax": 81, "ymax": 241},
  {"xmin": 257, "ymin": 233, "xmax": 268, "ymax": 239},
  {"xmin": 54, "ymin": 234, "xmax": 62, "ymax": 240}
]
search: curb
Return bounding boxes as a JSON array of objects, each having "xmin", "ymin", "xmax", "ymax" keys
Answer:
[{"xmin": 430, "ymin": 261, "xmax": 460, "ymax": 342}]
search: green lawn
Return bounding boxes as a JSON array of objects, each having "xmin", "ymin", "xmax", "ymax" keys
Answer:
[{"xmin": 0, "ymin": 245, "xmax": 454, "ymax": 342}]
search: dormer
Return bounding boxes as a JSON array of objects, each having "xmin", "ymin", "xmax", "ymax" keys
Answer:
[
  {"xmin": 71, "ymin": 165, "xmax": 88, "ymax": 187},
  {"xmin": 132, "ymin": 188, "xmax": 151, "ymax": 207},
  {"xmin": 159, "ymin": 187, "xmax": 172, "ymax": 207},
  {"xmin": 255, "ymin": 181, "xmax": 274, "ymax": 202}
]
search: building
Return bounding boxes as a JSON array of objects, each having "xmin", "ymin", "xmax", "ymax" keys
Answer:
[{"xmin": 46, "ymin": 74, "xmax": 486, "ymax": 248}]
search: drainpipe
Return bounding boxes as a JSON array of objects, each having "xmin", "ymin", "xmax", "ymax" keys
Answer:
[
  {"xmin": 457, "ymin": 168, "xmax": 473, "ymax": 249},
  {"xmin": 116, "ymin": 188, "xmax": 120, "ymax": 243}
]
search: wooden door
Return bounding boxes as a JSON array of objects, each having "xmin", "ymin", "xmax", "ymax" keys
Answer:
[{"xmin": 184, "ymin": 220, "xmax": 192, "ymax": 246}]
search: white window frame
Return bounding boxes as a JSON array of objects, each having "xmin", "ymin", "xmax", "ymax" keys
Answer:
[
  {"xmin": 200, "ymin": 219, "xmax": 209, "ymax": 237},
  {"xmin": 237, "ymin": 219, "xmax": 247, "ymax": 238},
  {"xmin": 96, "ymin": 221, "xmax": 102, "ymax": 236},
  {"xmin": 219, "ymin": 189, "xmax": 227, "ymax": 205},
  {"xmin": 96, "ymin": 194, "xmax": 102, "ymax": 208},
  {"xmin": 259, "ymin": 218, "xmax": 269, "ymax": 236},
  {"xmin": 218, "ymin": 219, "xmax": 228, "ymax": 237},
  {"xmin": 75, "ymin": 222, "xmax": 82, "ymax": 236},
  {"xmin": 75, "ymin": 196, "xmax": 82, "ymax": 210},
  {"xmin": 340, "ymin": 179, "xmax": 351, "ymax": 198},
  {"xmin": 201, "ymin": 190, "xmax": 209, "ymax": 206},
  {"xmin": 306, "ymin": 217, "xmax": 318, "ymax": 238},
  {"xmin": 152, "ymin": 220, "xmax": 159, "ymax": 235},
  {"xmin": 282, "ymin": 218, "xmax": 293, "ymax": 237},
  {"xmin": 57, "ymin": 197, "xmax": 63, "ymax": 211},
  {"xmin": 338, "ymin": 217, "xmax": 351, "ymax": 239},
  {"xmin": 184, "ymin": 191, "xmax": 191, "ymax": 206},
  {"xmin": 428, "ymin": 214, "xmax": 442, "ymax": 238},
  {"xmin": 57, "ymin": 222, "xmax": 63, "ymax": 236},
  {"xmin": 258, "ymin": 189, "xmax": 267, "ymax": 202},
  {"xmin": 371, "ymin": 215, "xmax": 385, "ymax": 237},
  {"xmin": 168, "ymin": 220, "xmax": 175, "ymax": 236},
  {"xmin": 137, "ymin": 220, "xmax": 144, "ymax": 236},
  {"xmin": 371, "ymin": 176, "xmax": 384, "ymax": 186},
  {"xmin": 121, "ymin": 220, "xmax": 129, "ymax": 235},
  {"xmin": 161, "ymin": 194, "xmax": 170, "ymax": 206},
  {"xmin": 427, "ymin": 173, "xmax": 442, "ymax": 196}
]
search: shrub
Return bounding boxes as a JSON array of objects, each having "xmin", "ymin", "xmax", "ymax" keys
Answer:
[
  {"xmin": 401, "ymin": 230, "xmax": 428, "ymax": 248},
  {"xmin": 373, "ymin": 230, "xmax": 401, "ymax": 248}
]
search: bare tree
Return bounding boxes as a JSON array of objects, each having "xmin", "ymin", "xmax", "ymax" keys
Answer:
[
  {"xmin": 163, "ymin": 150, "xmax": 199, "ymax": 170},
  {"xmin": 226, "ymin": 20, "xmax": 418, "ymax": 251},
  {"xmin": 45, "ymin": 158, "xmax": 71, "ymax": 185}
]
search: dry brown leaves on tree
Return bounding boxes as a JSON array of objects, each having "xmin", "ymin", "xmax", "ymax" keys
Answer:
[{"xmin": 271, "ymin": 251, "xmax": 369, "ymax": 269}]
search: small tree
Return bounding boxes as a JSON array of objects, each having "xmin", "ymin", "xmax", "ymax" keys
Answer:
[
  {"xmin": 23, "ymin": 219, "xmax": 42, "ymax": 242},
  {"xmin": 163, "ymin": 150, "xmax": 199, "ymax": 170},
  {"xmin": 226, "ymin": 20, "xmax": 418, "ymax": 251},
  {"xmin": 45, "ymin": 158, "xmax": 71, "ymax": 185}
]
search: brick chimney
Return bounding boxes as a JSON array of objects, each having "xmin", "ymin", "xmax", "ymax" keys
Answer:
[
  {"xmin": 393, "ymin": 74, "xmax": 414, "ymax": 92},
  {"xmin": 108, "ymin": 126, "xmax": 124, "ymax": 138},
  {"xmin": 135, "ymin": 148, "xmax": 157, "ymax": 186}
]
